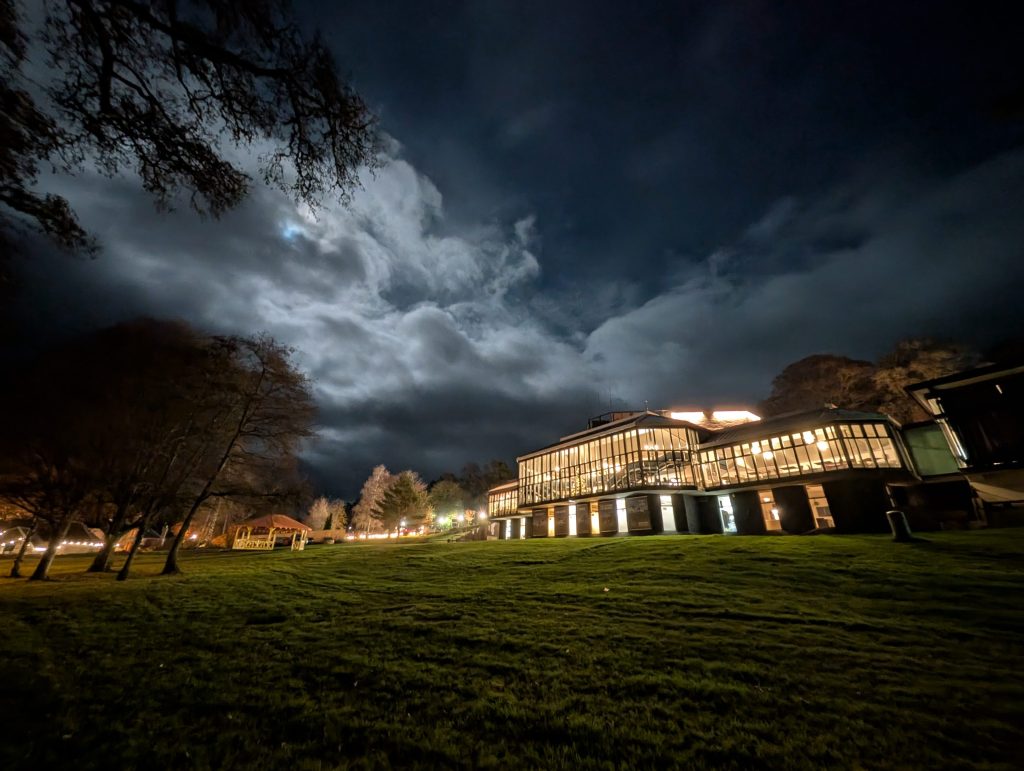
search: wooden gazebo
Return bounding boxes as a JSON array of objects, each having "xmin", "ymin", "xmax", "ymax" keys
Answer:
[{"xmin": 232, "ymin": 514, "xmax": 311, "ymax": 552}]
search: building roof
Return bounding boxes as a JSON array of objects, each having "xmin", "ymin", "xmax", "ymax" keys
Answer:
[
  {"xmin": 698, "ymin": 407, "xmax": 892, "ymax": 449},
  {"xmin": 905, "ymin": 361, "xmax": 1024, "ymax": 394},
  {"xmin": 487, "ymin": 479, "xmax": 518, "ymax": 494},
  {"xmin": 239, "ymin": 514, "xmax": 311, "ymax": 532},
  {"xmin": 517, "ymin": 412, "xmax": 707, "ymax": 461}
]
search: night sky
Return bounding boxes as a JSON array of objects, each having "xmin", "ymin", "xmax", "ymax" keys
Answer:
[{"xmin": 9, "ymin": 1, "xmax": 1024, "ymax": 497}]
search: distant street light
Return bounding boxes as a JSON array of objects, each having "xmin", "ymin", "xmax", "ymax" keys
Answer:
[{"xmin": 456, "ymin": 513, "xmax": 465, "ymax": 523}]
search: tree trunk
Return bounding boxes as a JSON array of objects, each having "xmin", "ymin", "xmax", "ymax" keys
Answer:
[
  {"xmin": 29, "ymin": 517, "xmax": 73, "ymax": 581},
  {"xmin": 88, "ymin": 504, "xmax": 128, "ymax": 572},
  {"xmin": 116, "ymin": 516, "xmax": 149, "ymax": 581},
  {"xmin": 161, "ymin": 357, "xmax": 267, "ymax": 576},
  {"xmin": 161, "ymin": 497, "xmax": 207, "ymax": 575},
  {"xmin": 8, "ymin": 519, "xmax": 38, "ymax": 579}
]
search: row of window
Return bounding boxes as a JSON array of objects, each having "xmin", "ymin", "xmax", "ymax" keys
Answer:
[
  {"xmin": 698, "ymin": 423, "xmax": 901, "ymax": 487},
  {"xmin": 518, "ymin": 427, "xmax": 698, "ymax": 506},
  {"xmin": 488, "ymin": 488, "xmax": 518, "ymax": 517},
  {"xmin": 497, "ymin": 485, "xmax": 834, "ymax": 534},
  {"xmin": 501, "ymin": 422, "xmax": 905, "ymax": 512}
]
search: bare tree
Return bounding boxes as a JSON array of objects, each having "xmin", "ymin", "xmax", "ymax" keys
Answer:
[
  {"xmin": 0, "ymin": 346, "xmax": 102, "ymax": 580},
  {"xmin": 351, "ymin": 464, "xmax": 392, "ymax": 534},
  {"xmin": 161, "ymin": 333, "xmax": 315, "ymax": 574},
  {"xmin": 78, "ymin": 320, "xmax": 212, "ymax": 572},
  {"xmin": 0, "ymin": 320, "xmax": 314, "ymax": 580},
  {"xmin": 305, "ymin": 496, "xmax": 330, "ymax": 530}
]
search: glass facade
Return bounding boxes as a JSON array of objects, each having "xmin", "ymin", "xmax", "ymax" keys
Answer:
[
  {"xmin": 698, "ymin": 422, "xmax": 902, "ymax": 489},
  {"xmin": 902, "ymin": 423, "xmax": 959, "ymax": 476},
  {"xmin": 838, "ymin": 423, "xmax": 903, "ymax": 468},
  {"xmin": 487, "ymin": 486, "xmax": 518, "ymax": 518},
  {"xmin": 518, "ymin": 425, "xmax": 699, "ymax": 507},
  {"xmin": 502, "ymin": 417, "xmax": 907, "ymax": 515}
]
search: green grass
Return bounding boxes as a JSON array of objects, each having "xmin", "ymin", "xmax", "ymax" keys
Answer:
[{"xmin": 2, "ymin": 532, "xmax": 1024, "ymax": 769}]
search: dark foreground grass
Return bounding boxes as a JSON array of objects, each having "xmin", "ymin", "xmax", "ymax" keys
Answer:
[{"xmin": 2, "ymin": 532, "xmax": 1024, "ymax": 770}]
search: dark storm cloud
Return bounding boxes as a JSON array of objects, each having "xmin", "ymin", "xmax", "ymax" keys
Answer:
[
  {"xmin": 314, "ymin": 1, "xmax": 1024, "ymax": 296},
  {"xmin": 14, "ymin": 147, "xmax": 600, "ymax": 495},
  {"xmin": 8, "ymin": 1, "xmax": 1024, "ymax": 497},
  {"xmin": 585, "ymin": 149, "xmax": 1024, "ymax": 405}
]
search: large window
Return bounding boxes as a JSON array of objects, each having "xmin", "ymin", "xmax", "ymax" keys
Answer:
[
  {"xmin": 518, "ymin": 424, "xmax": 699, "ymax": 506},
  {"xmin": 698, "ymin": 422, "xmax": 902, "ymax": 489},
  {"xmin": 718, "ymin": 496, "xmax": 737, "ymax": 533},
  {"xmin": 487, "ymin": 486, "xmax": 518, "ymax": 517},
  {"xmin": 758, "ymin": 489, "xmax": 782, "ymax": 531},
  {"xmin": 806, "ymin": 484, "xmax": 834, "ymax": 528},
  {"xmin": 838, "ymin": 423, "xmax": 902, "ymax": 468}
]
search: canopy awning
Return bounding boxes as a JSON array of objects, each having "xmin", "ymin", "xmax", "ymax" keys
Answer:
[{"xmin": 238, "ymin": 514, "xmax": 311, "ymax": 532}]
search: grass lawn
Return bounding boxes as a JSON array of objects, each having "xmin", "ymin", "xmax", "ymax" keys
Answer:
[{"xmin": 2, "ymin": 531, "xmax": 1023, "ymax": 769}]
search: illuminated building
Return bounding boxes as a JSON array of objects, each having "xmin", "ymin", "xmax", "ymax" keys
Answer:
[{"xmin": 487, "ymin": 406, "xmax": 939, "ymax": 537}]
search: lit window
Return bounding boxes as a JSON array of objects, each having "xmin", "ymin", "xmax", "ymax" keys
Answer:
[
  {"xmin": 805, "ymin": 484, "xmax": 834, "ymax": 529},
  {"xmin": 718, "ymin": 496, "xmax": 737, "ymax": 533},
  {"xmin": 758, "ymin": 489, "xmax": 781, "ymax": 531}
]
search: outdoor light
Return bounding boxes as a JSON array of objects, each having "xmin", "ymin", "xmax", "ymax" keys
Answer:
[
  {"xmin": 479, "ymin": 512, "xmax": 487, "ymax": 520},
  {"xmin": 817, "ymin": 440, "xmax": 829, "ymax": 451},
  {"xmin": 457, "ymin": 513, "xmax": 465, "ymax": 522},
  {"xmin": 400, "ymin": 519, "xmax": 406, "ymax": 527},
  {"xmin": 712, "ymin": 410, "xmax": 761, "ymax": 422},
  {"xmin": 803, "ymin": 431, "xmax": 815, "ymax": 444},
  {"xmin": 763, "ymin": 451, "xmax": 774, "ymax": 460}
]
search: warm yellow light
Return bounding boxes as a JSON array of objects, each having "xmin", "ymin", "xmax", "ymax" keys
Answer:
[
  {"xmin": 669, "ymin": 411, "xmax": 706, "ymax": 423},
  {"xmin": 763, "ymin": 451, "xmax": 774, "ymax": 460},
  {"xmin": 712, "ymin": 410, "xmax": 761, "ymax": 422},
  {"xmin": 762, "ymin": 496, "xmax": 771, "ymax": 503},
  {"xmin": 751, "ymin": 442, "xmax": 761, "ymax": 455}
]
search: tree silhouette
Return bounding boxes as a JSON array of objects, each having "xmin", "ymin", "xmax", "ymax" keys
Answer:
[{"xmin": 0, "ymin": 0, "xmax": 377, "ymax": 254}]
